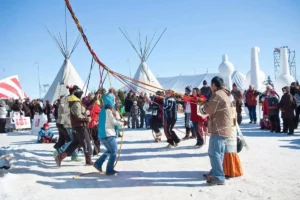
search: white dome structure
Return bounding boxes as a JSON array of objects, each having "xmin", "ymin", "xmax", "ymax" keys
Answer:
[
  {"xmin": 274, "ymin": 47, "xmax": 295, "ymax": 96},
  {"xmin": 218, "ymin": 54, "xmax": 234, "ymax": 90},
  {"xmin": 245, "ymin": 47, "xmax": 266, "ymax": 92}
]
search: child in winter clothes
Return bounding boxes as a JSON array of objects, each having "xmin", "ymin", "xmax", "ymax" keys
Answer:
[
  {"xmin": 37, "ymin": 123, "xmax": 56, "ymax": 143},
  {"xmin": 268, "ymin": 90, "xmax": 281, "ymax": 133},
  {"xmin": 130, "ymin": 101, "xmax": 140, "ymax": 129}
]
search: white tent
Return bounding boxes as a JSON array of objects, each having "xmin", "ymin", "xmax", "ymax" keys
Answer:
[
  {"xmin": 119, "ymin": 28, "xmax": 165, "ymax": 95},
  {"xmin": 157, "ymin": 71, "xmax": 247, "ymax": 94},
  {"xmin": 43, "ymin": 26, "xmax": 88, "ymax": 103}
]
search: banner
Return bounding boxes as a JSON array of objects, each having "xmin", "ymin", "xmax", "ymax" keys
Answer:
[
  {"xmin": 8, "ymin": 112, "xmax": 31, "ymax": 130},
  {"xmin": 31, "ymin": 114, "xmax": 48, "ymax": 134}
]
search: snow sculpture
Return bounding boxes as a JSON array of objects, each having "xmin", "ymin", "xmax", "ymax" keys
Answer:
[
  {"xmin": 274, "ymin": 47, "xmax": 295, "ymax": 97},
  {"xmin": 245, "ymin": 47, "xmax": 266, "ymax": 92},
  {"xmin": 218, "ymin": 54, "xmax": 234, "ymax": 90}
]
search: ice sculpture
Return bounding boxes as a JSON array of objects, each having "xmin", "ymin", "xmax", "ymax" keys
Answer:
[
  {"xmin": 218, "ymin": 54, "xmax": 234, "ymax": 90},
  {"xmin": 274, "ymin": 47, "xmax": 295, "ymax": 97}
]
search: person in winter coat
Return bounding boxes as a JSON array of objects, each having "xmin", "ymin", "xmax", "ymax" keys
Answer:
[
  {"xmin": 138, "ymin": 93, "xmax": 146, "ymax": 128},
  {"xmin": 150, "ymin": 91, "xmax": 164, "ymax": 142},
  {"xmin": 200, "ymin": 80, "xmax": 212, "ymax": 100},
  {"xmin": 23, "ymin": 99, "xmax": 32, "ymax": 118},
  {"xmin": 44, "ymin": 100, "xmax": 52, "ymax": 123},
  {"xmin": 163, "ymin": 90, "xmax": 180, "ymax": 148},
  {"xmin": 279, "ymin": 86, "xmax": 298, "ymax": 135},
  {"xmin": 0, "ymin": 100, "xmax": 7, "ymax": 133},
  {"xmin": 294, "ymin": 87, "xmax": 300, "ymax": 129},
  {"xmin": 231, "ymin": 83, "xmax": 243, "ymax": 125},
  {"xmin": 53, "ymin": 99, "xmax": 60, "ymax": 121},
  {"xmin": 198, "ymin": 76, "xmax": 232, "ymax": 186},
  {"xmin": 268, "ymin": 89, "xmax": 281, "ymax": 133},
  {"xmin": 88, "ymin": 94, "xmax": 101, "ymax": 156},
  {"xmin": 184, "ymin": 88, "xmax": 207, "ymax": 148},
  {"xmin": 94, "ymin": 90, "xmax": 126, "ymax": 176},
  {"xmin": 55, "ymin": 88, "xmax": 93, "ymax": 166},
  {"xmin": 37, "ymin": 123, "xmax": 57, "ymax": 143},
  {"xmin": 245, "ymin": 85, "xmax": 260, "ymax": 124},
  {"xmin": 143, "ymin": 98, "xmax": 152, "ymax": 129},
  {"xmin": 53, "ymin": 86, "xmax": 80, "ymax": 161},
  {"xmin": 125, "ymin": 91, "xmax": 135, "ymax": 128},
  {"xmin": 130, "ymin": 101, "xmax": 140, "ymax": 129},
  {"xmin": 182, "ymin": 86, "xmax": 196, "ymax": 140},
  {"xmin": 33, "ymin": 100, "xmax": 43, "ymax": 116}
]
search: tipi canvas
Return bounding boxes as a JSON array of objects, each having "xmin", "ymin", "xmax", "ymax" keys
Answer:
[
  {"xmin": 43, "ymin": 23, "xmax": 88, "ymax": 103},
  {"xmin": 43, "ymin": 59, "xmax": 87, "ymax": 103},
  {"xmin": 120, "ymin": 28, "xmax": 165, "ymax": 95}
]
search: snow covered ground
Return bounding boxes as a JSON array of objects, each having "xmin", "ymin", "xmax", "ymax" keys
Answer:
[{"xmin": 0, "ymin": 115, "xmax": 300, "ymax": 200}]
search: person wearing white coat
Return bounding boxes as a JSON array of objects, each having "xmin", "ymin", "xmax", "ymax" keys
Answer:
[{"xmin": 0, "ymin": 100, "xmax": 7, "ymax": 133}]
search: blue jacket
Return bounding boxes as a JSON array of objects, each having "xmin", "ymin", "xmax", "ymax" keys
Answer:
[{"xmin": 37, "ymin": 128, "xmax": 54, "ymax": 142}]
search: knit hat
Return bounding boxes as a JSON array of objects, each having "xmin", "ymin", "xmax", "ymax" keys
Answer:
[
  {"xmin": 43, "ymin": 123, "xmax": 49, "ymax": 128},
  {"xmin": 133, "ymin": 101, "xmax": 137, "ymax": 105},
  {"xmin": 203, "ymin": 80, "xmax": 207, "ymax": 86},
  {"xmin": 232, "ymin": 83, "xmax": 237, "ymax": 87}
]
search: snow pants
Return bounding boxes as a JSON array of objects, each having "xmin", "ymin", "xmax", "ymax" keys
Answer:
[{"xmin": 131, "ymin": 115, "xmax": 139, "ymax": 128}]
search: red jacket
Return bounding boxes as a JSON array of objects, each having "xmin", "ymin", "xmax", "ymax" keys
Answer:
[
  {"xmin": 262, "ymin": 97, "xmax": 269, "ymax": 116},
  {"xmin": 246, "ymin": 90, "xmax": 259, "ymax": 106},
  {"xmin": 88, "ymin": 103, "xmax": 101, "ymax": 128},
  {"xmin": 184, "ymin": 95, "xmax": 207, "ymax": 122}
]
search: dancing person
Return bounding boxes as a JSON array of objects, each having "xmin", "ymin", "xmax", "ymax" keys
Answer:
[
  {"xmin": 163, "ymin": 90, "xmax": 180, "ymax": 148},
  {"xmin": 279, "ymin": 86, "xmax": 298, "ymax": 135},
  {"xmin": 87, "ymin": 93, "xmax": 101, "ymax": 156},
  {"xmin": 94, "ymin": 89, "xmax": 126, "ymax": 176},
  {"xmin": 231, "ymin": 83, "xmax": 243, "ymax": 125},
  {"xmin": 185, "ymin": 88, "xmax": 207, "ymax": 148},
  {"xmin": 55, "ymin": 87, "xmax": 93, "ymax": 166},
  {"xmin": 245, "ymin": 85, "xmax": 259, "ymax": 124},
  {"xmin": 182, "ymin": 86, "xmax": 196, "ymax": 140},
  {"xmin": 150, "ymin": 91, "xmax": 164, "ymax": 142},
  {"xmin": 268, "ymin": 89, "xmax": 281, "ymax": 133},
  {"xmin": 223, "ymin": 97, "xmax": 243, "ymax": 178},
  {"xmin": 198, "ymin": 76, "xmax": 232, "ymax": 186}
]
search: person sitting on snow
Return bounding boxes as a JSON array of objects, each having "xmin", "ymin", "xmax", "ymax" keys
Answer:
[{"xmin": 37, "ymin": 123, "xmax": 57, "ymax": 143}]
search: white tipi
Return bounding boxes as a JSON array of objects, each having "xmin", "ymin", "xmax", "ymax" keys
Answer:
[
  {"xmin": 43, "ymin": 28, "xmax": 88, "ymax": 103},
  {"xmin": 120, "ymin": 28, "xmax": 166, "ymax": 95}
]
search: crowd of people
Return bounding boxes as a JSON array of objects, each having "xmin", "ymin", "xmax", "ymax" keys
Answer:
[{"xmin": 1, "ymin": 76, "xmax": 299, "ymax": 186}]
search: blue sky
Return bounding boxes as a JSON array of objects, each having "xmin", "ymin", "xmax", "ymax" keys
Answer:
[{"xmin": 1, "ymin": 0, "xmax": 300, "ymax": 98}]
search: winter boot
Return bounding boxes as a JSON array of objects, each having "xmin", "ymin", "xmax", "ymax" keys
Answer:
[
  {"xmin": 182, "ymin": 128, "xmax": 191, "ymax": 140},
  {"xmin": 155, "ymin": 132, "xmax": 162, "ymax": 142},
  {"xmin": 55, "ymin": 152, "xmax": 68, "ymax": 167},
  {"xmin": 85, "ymin": 155, "xmax": 94, "ymax": 166}
]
